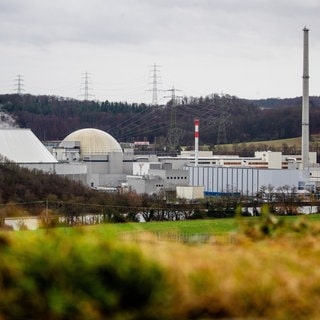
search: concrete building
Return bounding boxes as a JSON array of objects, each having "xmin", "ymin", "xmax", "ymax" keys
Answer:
[
  {"xmin": 157, "ymin": 150, "xmax": 317, "ymax": 170},
  {"xmin": 128, "ymin": 148, "xmax": 320, "ymax": 197},
  {"xmin": 53, "ymin": 128, "xmax": 126, "ymax": 187},
  {"xmin": 127, "ymin": 160, "xmax": 189, "ymax": 195}
]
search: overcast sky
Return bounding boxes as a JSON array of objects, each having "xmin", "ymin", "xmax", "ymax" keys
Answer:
[{"xmin": 0, "ymin": 0, "xmax": 319, "ymax": 104}]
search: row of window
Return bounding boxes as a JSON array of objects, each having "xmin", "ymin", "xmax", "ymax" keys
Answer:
[
  {"xmin": 223, "ymin": 162, "xmax": 242, "ymax": 165},
  {"xmin": 167, "ymin": 176, "xmax": 187, "ymax": 180},
  {"xmin": 247, "ymin": 162, "xmax": 268, "ymax": 165}
]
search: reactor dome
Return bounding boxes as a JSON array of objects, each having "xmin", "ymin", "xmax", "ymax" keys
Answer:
[{"xmin": 61, "ymin": 128, "xmax": 123, "ymax": 156}]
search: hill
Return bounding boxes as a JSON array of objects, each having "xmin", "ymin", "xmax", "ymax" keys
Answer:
[
  {"xmin": 0, "ymin": 161, "xmax": 95, "ymax": 203},
  {"xmin": 215, "ymin": 135, "xmax": 320, "ymax": 156},
  {"xmin": 1, "ymin": 93, "xmax": 320, "ymax": 151},
  {"xmin": 248, "ymin": 96, "xmax": 320, "ymax": 109}
]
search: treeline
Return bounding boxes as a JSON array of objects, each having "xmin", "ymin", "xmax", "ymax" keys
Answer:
[
  {"xmin": 0, "ymin": 94, "xmax": 149, "ymax": 140},
  {"xmin": 1, "ymin": 93, "xmax": 320, "ymax": 148},
  {"xmin": 248, "ymin": 96, "xmax": 320, "ymax": 109}
]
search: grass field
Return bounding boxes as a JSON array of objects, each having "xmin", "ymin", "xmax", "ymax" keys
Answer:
[
  {"xmin": 46, "ymin": 213, "xmax": 320, "ymax": 245},
  {"xmin": 77, "ymin": 213, "xmax": 320, "ymax": 235},
  {"xmin": 218, "ymin": 133, "xmax": 320, "ymax": 151},
  {"xmin": 88, "ymin": 218, "xmax": 238, "ymax": 238}
]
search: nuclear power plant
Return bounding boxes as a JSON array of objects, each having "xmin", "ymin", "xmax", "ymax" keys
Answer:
[{"xmin": 0, "ymin": 27, "xmax": 319, "ymax": 199}]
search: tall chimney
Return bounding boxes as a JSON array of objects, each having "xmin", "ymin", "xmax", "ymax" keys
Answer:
[
  {"xmin": 194, "ymin": 119, "xmax": 199, "ymax": 166},
  {"xmin": 301, "ymin": 27, "xmax": 310, "ymax": 169}
]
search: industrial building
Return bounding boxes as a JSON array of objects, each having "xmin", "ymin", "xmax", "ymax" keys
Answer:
[
  {"xmin": 53, "ymin": 128, "xmax": 126, "ymax": 187},
  {"xmin": 1, "ymin": 125, "xmax": 318, "ymax": 199},
  {"xmin": 124, "ymin": 149, "xmax": 318, "ymax": 196}
]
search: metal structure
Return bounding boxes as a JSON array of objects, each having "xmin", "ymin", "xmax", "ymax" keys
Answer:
[
  {"xmin": 165, "ymin": 86, "xmax": 183, "ymax": 151},
  {"xmin": 216, "ymin": 98, "xmax": 230, "ymax": 145},
  {"xmin": 81, "ymin": 72, "xmax": 93, "ymax": 101},
  {"xmin": 301, "ymin": 27, "xmax": 310, "ymax": 169},
  {"xmin": 14, "ymin": 74, "xmax": 24, "ymax": 95},
  {"xmin": 150, "ymin": 63, "xmax": 160, "ymax": 105}
]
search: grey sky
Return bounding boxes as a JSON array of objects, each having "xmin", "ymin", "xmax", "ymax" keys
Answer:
[{"xmin": 0, "ymin": 0, "xmax": 319, "ymax": 103}]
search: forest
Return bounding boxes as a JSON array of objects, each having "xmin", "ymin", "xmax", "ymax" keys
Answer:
[{"xmin": 1, "ymin": 93, "xmax": 320, "ymax": 150}]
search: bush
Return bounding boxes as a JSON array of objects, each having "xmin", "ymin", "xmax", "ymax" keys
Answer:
[
  {"xmin": 207, "ymin": 207, "xmax": 235, "ymax": 218},
  {"xmin": 238, "ymin": 204, "xmax": 320, "ymax": 240},
  {"xmin": 0, "ymin": 230, "xmax": 168, "ymax": 320},
  {"xmin": 187, "ymin": 208, "xmax": 204, "ymax": 220}
]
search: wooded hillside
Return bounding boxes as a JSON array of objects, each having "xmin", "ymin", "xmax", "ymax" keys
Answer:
[{"xmin": 1, "ymin": 94, "xmax": 320, "ymax": 149}]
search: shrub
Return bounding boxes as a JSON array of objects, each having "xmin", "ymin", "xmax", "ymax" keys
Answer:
[{"xmin": 0, "ymin": 230, "xmax": 168, "ymax": 320}]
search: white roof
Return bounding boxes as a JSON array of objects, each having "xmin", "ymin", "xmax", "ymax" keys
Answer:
[{"xmin": 0, "ymin": 129, "xmax": 58, "ymax": 163}]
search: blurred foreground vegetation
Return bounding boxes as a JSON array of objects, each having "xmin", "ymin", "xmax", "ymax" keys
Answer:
[{"xmin": 2, "ymin": 210, "xmax": 320, "ymax": 319}]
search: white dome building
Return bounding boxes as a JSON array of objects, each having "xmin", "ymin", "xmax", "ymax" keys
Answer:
[
  {"xmin": 61, "ymin": 128, "xmax": 123, "ymax": 156},
  {"xmin": 55, "ymin": 128, "xmax": 125, "ymax": 188}
]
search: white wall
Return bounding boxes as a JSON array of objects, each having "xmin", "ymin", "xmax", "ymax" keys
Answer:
[
  {"xmin": 176, "ymin": 186, "xmax": 204, "ymax": 200},
  {"xmin": 186, "ymin": 166, "xmax": 310, "ymax": 196},
  {"xmin": 255, "ymin": 151, "xmax": 282, "ymax": 169}
]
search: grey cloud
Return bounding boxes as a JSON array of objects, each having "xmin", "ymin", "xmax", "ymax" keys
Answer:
[
  {"xmin": 0, "ymin": 0, "xmax": 151, "ymax": 45},
  {"xmin": 1, "ymin": 0, "xmax": 319, "ymax": 52}
]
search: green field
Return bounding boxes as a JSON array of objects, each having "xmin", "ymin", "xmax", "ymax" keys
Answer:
[
  {"xmin": 57, "ymin": 213, "xmax": 320, "ymax": 240},
  {"xmin": 218, "ymin": 133, "xmax": 320, "ymax": 151},
  {"xmin": 88, "ymin": 218, "xmax": 238, "ymax": 237}
]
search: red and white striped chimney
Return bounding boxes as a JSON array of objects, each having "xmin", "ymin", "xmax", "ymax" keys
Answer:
[{"xmin": 194, "ymin": 119, "xmax": 199, "ymax": 166}]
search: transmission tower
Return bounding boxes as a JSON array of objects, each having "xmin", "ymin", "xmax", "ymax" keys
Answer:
[
  {"xmin": 81, "ymin": 72, "xmax": 93, "ymax": 101},
  {"xmin": 14, "ymin": 74, "xmax": 24, "ymax": 95},
  {"xmin": 216, "ymin": 101, "xmax": 230, "ymax": 145},
  {"xmin": 217, "ymin": 112, "xmax": 227, "ymax": 145},
  {"xmin": 165, "ymin": 86, "xmax": 183, "ymax": 151},
  {"xmin": 148, "ymin": 63, "xmax": 161, "ymax": 105}
]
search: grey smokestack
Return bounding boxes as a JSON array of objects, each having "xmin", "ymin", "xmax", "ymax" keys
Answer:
[{"xmin": 301, "ymin": 27, "xmax": 309, "ymax": 169}]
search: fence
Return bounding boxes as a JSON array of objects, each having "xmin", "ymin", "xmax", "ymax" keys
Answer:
[{"xmin": 119, "ymin": 231, "xmax": 238, "ymax": 246}]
